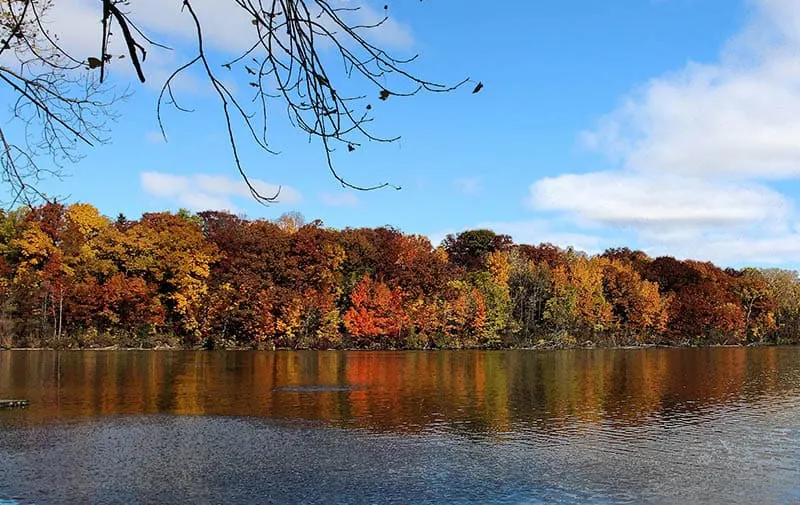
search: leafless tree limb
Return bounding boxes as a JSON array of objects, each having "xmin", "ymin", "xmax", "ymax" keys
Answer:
[
  {"xmin": 0, "ymin": 0, "xmax": 470, "ymax": 205},
  {"xmin": 0, "ymin": 0, "xmax": 125, "ymax": 206},
  {"xmin": 149, "ymin": 0, "xmax": 468, "ymax": 200}
]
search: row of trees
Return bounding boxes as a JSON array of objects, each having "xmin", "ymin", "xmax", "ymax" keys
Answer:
[{"xmin": 0, "ymin": 202, "xmax": 798, "ymax": 349}]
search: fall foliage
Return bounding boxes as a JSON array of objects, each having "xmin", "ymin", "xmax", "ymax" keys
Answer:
[{"xmin": 0, "ymin": 202, "xmax": 798, "ymax": 349}]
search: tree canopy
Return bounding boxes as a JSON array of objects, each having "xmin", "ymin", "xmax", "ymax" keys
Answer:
[{"xmin": 1, "ymin": 202, "xmax": 798, "ymax": 350}]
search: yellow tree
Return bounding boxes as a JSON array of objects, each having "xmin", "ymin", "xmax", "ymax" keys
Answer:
[
  {"xmin": 120, "ymin": 212, "xmax": 218, "ymax": 341},
  {"xmin": 11, "ymin": 220, "xmax": 61, "ymax": 339},
  {"xmin": 440, "ymin": 280, "xmax": 487, "ymax": 347},
  {"xmin": 601, "ymin": 258, "xmax": 668, "ymax": 343},
  {"xmin": 546, "ymin": 255, "xmax": 612, "ymax": 343},
  {"xmin": 733, "ymin": 268, "xmax": 776, "ymax": 343},
  {"xmin": 761, "ymin": 269, "xmax": 800, "ymax": 343},
  {"xmin": 486, "ymin": 251, "xmax": 511, "ymax": 287},
  {"xmin": 9, "ymin": 203, "xmax": 76, "ymax": 341}
]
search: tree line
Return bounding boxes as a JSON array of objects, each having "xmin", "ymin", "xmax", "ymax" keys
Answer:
[{"xmin": 0, "ymin": 202, "xmax": 798, "ymax": 349}]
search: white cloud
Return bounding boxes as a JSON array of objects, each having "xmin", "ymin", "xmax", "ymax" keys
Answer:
[
  {"xmin": 51, "ymin": 0, "xmax": 413, "ymax": 68},
  {"xmin": 454, "ymin": 177, "xmax": 482, "ymax": 196},
  {"xmin": 582, "ymin": 0, "xmax": 800, "ymax": 179},
  {"xmin": 44, "ymin": 1, "xmax": 101, "ymax": 60},
  {"xmin": 531, "ymin": 172, "xmax": 791, "ymax": 229},
  {"xmin": 320, "ymin": 191, "xmax": 359, "ymax": 207},
  {"xmin": 531, "ymin": 0, "xmax": 800, "ymax": 266},
  {"xmin": 141, "ymin": 172, "xmax": 187, "ymax": 196},
  {"xmin": 140, "ymin": 171, "xmax": 301, "ymax": 211},
  {"xmin": 43, "ymin": 1, "xmax": 204, "ymax": 89},
  {"xmin": 119, "ymin": 0, "xmax": 257, "ymax": 54},
  {"xmin": 643, "ymin": 232, "xmax": 800, "ymax": 266}
]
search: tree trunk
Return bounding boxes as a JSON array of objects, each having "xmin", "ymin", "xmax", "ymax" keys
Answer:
[{"xmin": 57, "ymin": 288, "xmax": 63, "ymax": 341}]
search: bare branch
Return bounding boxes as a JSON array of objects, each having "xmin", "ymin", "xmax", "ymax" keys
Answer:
[
  {"xmin": 0, "ymin": 0, "xmax": 469, "ymax": 204},
  {"xmin": 151, "ymin": 0, "xmax": 467, "ymax": 197},
  {"xmin": 0, "ymin": 0, "xmax": 125, "ymax": 206}
]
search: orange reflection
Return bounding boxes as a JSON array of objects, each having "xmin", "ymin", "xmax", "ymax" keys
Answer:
[{"xmin": 0, "ymin": 348, "xmax": 797, "ymax": 434}]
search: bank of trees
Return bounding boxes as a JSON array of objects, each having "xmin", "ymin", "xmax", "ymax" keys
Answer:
[{"xmin": 0, "ymin": 202, "xmax": 798, "ymax": 349}]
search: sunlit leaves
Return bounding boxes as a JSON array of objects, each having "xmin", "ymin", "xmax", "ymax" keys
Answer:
[
  {"xmin": 0, "ymin": 202, "xmax": 795, "ymax": 348},
  {"xmin": 344, "ymin": 275, "xmax": 408, "ymax": 348}
]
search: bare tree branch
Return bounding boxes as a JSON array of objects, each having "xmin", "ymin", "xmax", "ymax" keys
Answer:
[
  {"xmin": 0, "ymin": 0, "xmax": 470, "ymax": 205},
  {"xmin": 0, "ymin": 0, "xmax": 126, "ymax": 206}
]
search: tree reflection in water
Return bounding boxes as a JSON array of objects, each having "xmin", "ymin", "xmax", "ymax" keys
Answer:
[{"xmin": 0, "ymin": 348, "xmax": 796, "ymax": 435}]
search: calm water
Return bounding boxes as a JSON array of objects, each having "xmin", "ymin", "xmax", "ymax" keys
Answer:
[{"xmin": 0, "ymin": 348, "xmax": 798, "ymax": 504}]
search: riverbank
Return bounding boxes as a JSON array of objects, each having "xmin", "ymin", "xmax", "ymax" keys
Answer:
[
  {"xmin": 1, "ymin": 204, "xmax": 799, "ymax": 355},
  {"xmin": 0, "ymin": 340, "xmax": 783, "ymax": 352}
]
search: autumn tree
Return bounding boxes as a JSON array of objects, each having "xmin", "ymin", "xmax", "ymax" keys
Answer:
[
  {"xmin": 439, "ymin": 280, "xmax": 487, "ymax": 347},
  {"xmin": 6, "ymin": 202, "xmax": 72, "ymax": 341},
  {"xmin": 278, "ymin": 222, "xmax": 345, "ymax": 348},
  {"xmin": 760, "ymin": 269, "xmax": 800, "ymax": 344},
  {"xmin": 514, "ymin": 243, "xmax": 569, "ymax": 270},
  {"xmin": 649, "ymin": 260, "xmax": 746, "ymax": 344},
  {"xmin": 731, "ymin": 268, "xmax": 776, "ymax": 343},
  {"xmin": 643, "ymin": 256, "xmax": 700, "ymax": 294},
  {"xmin": 508, "ymin": 249, "xmax": 556, "ymax": 345},
  {"xmin": 601, "ymin": 247, "xmax": 651, "ymax": 273},
  {"xmin": 118, "ymin": 212, "xmax": 218, "ymax": 342},
  {"xmin": 442, "ymin": 229, "xmax": 513, "ymax": 271},
  {"xmin": 198, "ymin": 212, "xmax": 287, "ymax": 346},
  {"xmin": 59, "ymin": 204, "xmax": 125, "ymax": 338},
  {"xmin": 392, "ymin": 234, "xmax": 454, "ymax": 298},
  {"xmin": 344, "ymin": 275, "xmax": 408, "ymax": 348},
  {"xmin": 338, "ymin": 226, "xmax": 394, "ymax": 294},
  {"xmin": 546, "ymin": 255, "xmax": 613, "ymax": 343},
  {"xmin": 466, "ymin": 251, "xmax": 514, "ymax": 346},
  {"xmin": 600, "ymin": 258, "xmax": 668, "ymax": 343}
]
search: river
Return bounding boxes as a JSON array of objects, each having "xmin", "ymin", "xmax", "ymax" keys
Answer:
[{"xmin": 0, "ymin": 348, "xmax": 798, "ymax": 504}]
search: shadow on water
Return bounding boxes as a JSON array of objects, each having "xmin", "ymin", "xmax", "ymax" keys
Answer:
[{"xmin": 0, "ymin": 348, "xmax": 798, "ymax": 504}]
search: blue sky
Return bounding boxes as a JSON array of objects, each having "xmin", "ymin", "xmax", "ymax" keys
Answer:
[{"xmin": 21, "ymin": 0, "xmax": 800, "ymax": 267}]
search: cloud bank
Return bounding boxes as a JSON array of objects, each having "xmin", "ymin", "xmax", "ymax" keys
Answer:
[
  {"xmin": 140, "ymin": 172, "xmax": 301, "ymax": 212},
  {"xmin": 530, "ymin": 0, "xmax": 800, "ymax": 265}
]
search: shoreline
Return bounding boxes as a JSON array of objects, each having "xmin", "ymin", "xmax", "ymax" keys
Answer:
[{"xmin": 0, "ymin": 342, "xmax": 783, "ymax": 352}]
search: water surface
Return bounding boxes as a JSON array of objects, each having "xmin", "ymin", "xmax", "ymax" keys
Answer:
[{"xmin": 0, "ymin": 348, "xmax": 798, "ymax": 504}]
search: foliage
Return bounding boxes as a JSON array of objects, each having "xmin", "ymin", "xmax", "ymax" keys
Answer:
[
  {"xmin": 0, "ymin": 205, "xmax": 796, "ymax": 349},
  {"xmin": 344, "ymin": 275, "xmax": 408, "ymax": 348},
  {"xmin": 442, "ymin": 229, "xmax": 512, "ymax": 271}
]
